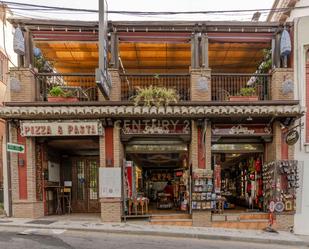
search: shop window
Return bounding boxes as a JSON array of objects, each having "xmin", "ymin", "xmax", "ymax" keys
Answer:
[{"xmin": 89, "ymin": 160, "xmax": 98, "ymax": 200}]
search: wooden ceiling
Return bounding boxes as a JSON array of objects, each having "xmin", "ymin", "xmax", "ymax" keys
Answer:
[{"xmin": 35, "ymin": 40, "xmax": 270, "ymax": 74}]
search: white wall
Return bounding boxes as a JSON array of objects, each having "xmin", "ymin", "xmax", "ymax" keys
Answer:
[{"xmin": 292, "ymin": 14, "xmax": 309, "ymax": 235}]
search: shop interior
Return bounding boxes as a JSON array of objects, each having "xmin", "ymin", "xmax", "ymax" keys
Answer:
[
  {"xmin": 212, "ymin": 149, "xmax": 264, "ymax": 212},
  {"xmin": 38, "ymin": 137, "xmax": 100, "ymax": 215},
  {"xmin": 124, "ymin": 148, "xmax": 190, "ymax": 215}
]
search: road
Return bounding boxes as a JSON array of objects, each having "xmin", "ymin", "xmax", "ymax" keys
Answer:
[{"xmin": 0, "ymin": 226, "xmax": 305, "ymax": 249}]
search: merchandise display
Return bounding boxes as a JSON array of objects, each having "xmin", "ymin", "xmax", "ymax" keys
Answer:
[{"xmin": 262, "ymin": 160, "xmax": 299, "ymax": 213}]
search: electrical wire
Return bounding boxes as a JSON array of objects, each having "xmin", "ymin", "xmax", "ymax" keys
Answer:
[{"xmin": 1, "ymin": 0, "xmax": 309, "ymax": 17}]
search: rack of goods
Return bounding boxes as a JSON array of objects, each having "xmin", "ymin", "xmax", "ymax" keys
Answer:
[
  {"xmin": 263, "ymin": 160, "xmax": 299, "ymax": 213},
  {"xmin": 191, "ymin": 175, "xmax": 216, "ymax": 211}
]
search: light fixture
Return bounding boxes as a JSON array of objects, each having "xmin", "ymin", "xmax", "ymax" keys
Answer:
[{"xmin": 247, "ymin": 116, "xmax": 253, "ymax": 121}]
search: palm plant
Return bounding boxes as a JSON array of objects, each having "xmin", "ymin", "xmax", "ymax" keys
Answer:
[{"xmin": 132, "ymin": 85, "xmax": 179, "ymax": 107}]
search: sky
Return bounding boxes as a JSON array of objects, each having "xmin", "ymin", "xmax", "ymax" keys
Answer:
[{"xmin": 6, "ymin": 0, "xmax": 275, "ymax": 21}]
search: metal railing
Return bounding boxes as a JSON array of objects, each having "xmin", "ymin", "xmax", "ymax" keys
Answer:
[
  {"xmin": 211, "ymin": 73, "xmax": 271, "ymax": 101},
  {"xmin": 37, "ymin": 73, "xmax": 98, "ymax": 101},
  {"xmin": 120, "ymin": 73, "xmax": 190, "ymax": 101}
]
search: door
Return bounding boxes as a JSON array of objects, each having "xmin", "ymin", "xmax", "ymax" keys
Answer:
[{"xmin": 72, "ymin": 158, "xmax": 100, "ymax": 213}]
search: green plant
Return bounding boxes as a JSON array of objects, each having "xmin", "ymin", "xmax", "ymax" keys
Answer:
[
  {"xmin": 48, "ymin": 86, "xmax": 74, "ymax": 97},
  {"xmin": 239, "ymin": 87, "xmax": 256, "ymax": 96},
  {"xmin": 132, "ymin": 85, "xmax": 179, "ymax": 107},
  {"xmin": 34, "ymin": 56, "xmax": 54, "ymax": 73}
]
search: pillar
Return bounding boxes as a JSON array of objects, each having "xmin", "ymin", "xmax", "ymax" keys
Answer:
[
  {"xmin": 100, "ymin": 123, "xmax": 123, "ymax": 223},
  {"xmin": 271, "ymin": 68, "xmax": 294, "ymax": 100},
  {"xmin": 190, "ymin": 68, "xmax": 212, "ymax": 101},
  {"xmin": 265, "ymin": 121, "xmax": 283, "ymax": 162},
  {"xmin": 190, "ymin": 120, "xmax": 212, "ymax": 227},
  {"xmin": 9, "ymin": 68, "xmax": 36, "ymax": 102},
  {"xmin": 10, "ymin": 125, "xmax": 44, "ymax": 218}
]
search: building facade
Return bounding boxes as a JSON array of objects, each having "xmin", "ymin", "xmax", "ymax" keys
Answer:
[
  {"xmin": 269, "ymin": 0, "xmax": 309, "ymax": 235},
  {"xmin": 0, "ymin": 18, "xmax": 303, "ymax": 230}
]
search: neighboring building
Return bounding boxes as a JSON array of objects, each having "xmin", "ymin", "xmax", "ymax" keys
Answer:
[
  {"xmin": 0, "ymin": 4, "xmax": 18, "ymax": 206},
  {"xmin": 0, "ymin": 17, "xmax": 303, "ymax": 231},
  {"xmin": 269, "ymin": 0, "xmax": 309, "ymax": 235}
]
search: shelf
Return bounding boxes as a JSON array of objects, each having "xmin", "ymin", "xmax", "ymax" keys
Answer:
[{"xmin": 192, "ymin": 200, "xmax": 213, "ymax": 202}]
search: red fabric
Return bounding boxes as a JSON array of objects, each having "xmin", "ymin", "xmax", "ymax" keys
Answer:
[{"xmin": 164, "ymin": 184, "xmax": 174, "ymax": 198}]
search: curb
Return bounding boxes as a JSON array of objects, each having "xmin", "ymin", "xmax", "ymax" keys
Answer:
[{"xmin": 0, "ymin": 223, "xmax": 307, "ymax": 247}]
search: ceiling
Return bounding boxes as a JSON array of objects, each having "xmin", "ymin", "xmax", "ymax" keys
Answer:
[{"xmin": 35, "ymin": 40, "xmax": 270, "ymax": 74}]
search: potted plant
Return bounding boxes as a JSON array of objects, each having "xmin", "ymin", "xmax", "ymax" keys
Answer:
[
  {"xmin": 229, "ymin": 87, "xmax": 259, "ymax": 101},
  {"xmin": 47, "ymin": 86, "xmax": 78, "ymax": 102},
  {"xmin": 132, "ymin": 85, "xmax": 179, "ymax": 107}
]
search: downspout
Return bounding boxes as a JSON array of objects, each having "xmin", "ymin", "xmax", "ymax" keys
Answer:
[{"xmin": 5, "ymin": 121, "xmax": 12, "ymax": 216}]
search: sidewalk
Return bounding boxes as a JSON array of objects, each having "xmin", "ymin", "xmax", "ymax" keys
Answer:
[{"xmin": 0, "ymin": 215, "xmax": 308, "ymax": 246}]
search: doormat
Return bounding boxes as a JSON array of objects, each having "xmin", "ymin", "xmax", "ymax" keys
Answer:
[{"xmin": 26, "ymin": 220, "xmax": 56, "ymax": 225}]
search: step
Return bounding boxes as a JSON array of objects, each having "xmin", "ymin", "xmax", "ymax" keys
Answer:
[
  {"xmin": 150, "ymin": 219, "xmax": 193, "ymax": 227},
  {"xmin": 151, "ymin": 214, "xmax": 191, "ymax": 220},
  {"xmin": 239, "ymin": 213, "xmax": 269, "ymax": 220},
  {"xmin": 212, "ymin": 220, "xmax": 269, "ymax": 230}
]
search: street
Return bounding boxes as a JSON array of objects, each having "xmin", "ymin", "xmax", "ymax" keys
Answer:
[{"xmin": 0, "ymin": 227, "xmax": 305, "ymax": 249}]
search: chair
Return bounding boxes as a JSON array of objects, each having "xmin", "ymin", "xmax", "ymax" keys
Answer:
[{"xmin": 63, "ymin": 187, "xmax": 72, "ymax": 214}]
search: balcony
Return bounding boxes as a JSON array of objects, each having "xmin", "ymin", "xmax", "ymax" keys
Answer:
[
  {"xmin": 211, "ymin": 73, "xmax": 271, "ymax": 101},
  {"xmin": 37, "ymin": 73, "xmax": 98, "ymax": 101},
  {"xmin": 120, "ymin": 73, "xmax": 190, "ymax": 101}
]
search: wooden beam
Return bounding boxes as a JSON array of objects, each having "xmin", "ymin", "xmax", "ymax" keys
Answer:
[{"xmin": 201, "ymin": 34, "xmax": 209, "ymax": 68}]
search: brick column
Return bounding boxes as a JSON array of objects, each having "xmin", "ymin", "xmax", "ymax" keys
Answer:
[
  {"xmin": 190, "ymin": 68, "xmax": 211, "ymax": 101},
  {"xmin": 271, "ymin": 68, "xmax": 294, "ymax": 100},
  {"xmin": 10, "ymin": 126, "xmax": 44, "ymax": 218},
  {"xmin": 100, "ymin": 123, "xmax": 123, "ymax": 223},
  {"xmin": 10, "ymin": 68, "xmax": 36, "ymax": 102},
  {"xmin": 109, "ymin": 69, "xmax": 121, "ymax": 101},
  {"xmin": 265, "ymin": 121, "xmax": 282, "ymax": 162},
  {"xmin": 190, "ymin": 120, "xmax": 212, "ymax": 227}
]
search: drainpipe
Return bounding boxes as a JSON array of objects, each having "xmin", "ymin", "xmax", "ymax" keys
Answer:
[{"xmin": 5, "ymin": 121, "xmax": 12, "ymax": 217}]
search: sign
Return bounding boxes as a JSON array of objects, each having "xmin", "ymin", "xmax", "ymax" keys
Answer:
[
  {"xmin": 286, "ymin": 129, "xmax": 299, "ymax": 145},
  {"xmin": 7, "ymin": 143, "xmax": 24, "ymax": 153},
  {"xmin": 99, "ymin": 168, "xmax": 121, "ymax": 198},
  {"xmin": 212, "ymin": 124, "xmax": 272, "ymax": 136},
  {"xmin": 95, "ymin": 68, "xmax": 111, "ymax": 98},
  {"xmin": 20, "ymin": 120, "xmax": 103, "ymax": 137},
  {"xmin": 13, "ymin": 27, "xmax": 25, "ymax": 55},
  {"xmin": 122, "ymin": 119, "xmax": 190, "ymax": 135}
]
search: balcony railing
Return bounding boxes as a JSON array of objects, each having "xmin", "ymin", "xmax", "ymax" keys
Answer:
[
  {"xmin": 211, "ymin": 73, "xmax": 271, "ymax": 101},
  {"xmin": 120, "ymin": 73, "xmax": 190, "ymax": 101},
  {"xmin": 37, "ymin": 73, "xmax": 98, "ymax": 101}
]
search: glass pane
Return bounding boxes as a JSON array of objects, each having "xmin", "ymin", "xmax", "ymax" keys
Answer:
[
  {"xmin": 89, "ymin": 160, "xmax": 98, "ymax": 200},
  {"xmin": 77, "ymin": 161, "xmax": 85, "ymax": 201}
]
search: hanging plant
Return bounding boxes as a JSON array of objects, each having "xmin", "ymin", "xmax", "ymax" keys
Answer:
[{"xmin": 131, "ymin": 85, "xmax": 179, "ymax": 107}]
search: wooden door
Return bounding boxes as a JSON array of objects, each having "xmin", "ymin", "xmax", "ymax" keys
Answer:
[{"xmin": 72, "ymin": 158, "xmax": 100, "ymax": 213}]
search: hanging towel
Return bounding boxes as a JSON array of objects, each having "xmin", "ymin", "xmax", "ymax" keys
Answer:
[{"xmin": 280, "ymin": 29, "xmax": 292, "ymax": 57}]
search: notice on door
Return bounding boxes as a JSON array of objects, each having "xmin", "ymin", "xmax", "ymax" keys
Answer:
[{"xmin": 99, "ymin": 168, "xmax": 121, "ymax": 198}]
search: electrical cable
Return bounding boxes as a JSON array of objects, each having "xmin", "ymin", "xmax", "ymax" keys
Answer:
[{"xmin": 1, "ymin": 0, "xmax": 309, "ymax": 17}]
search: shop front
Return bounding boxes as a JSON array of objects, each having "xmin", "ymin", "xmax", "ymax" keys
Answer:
[
  {"xmin": 18, "ymin": 120, "xmax": 102, "ymax": 216},
  {"xmin": 120, "ymin": 119, "xmax": 192, "ymax": 219}
]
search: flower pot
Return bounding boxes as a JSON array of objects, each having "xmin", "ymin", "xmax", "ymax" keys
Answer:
[
  {"xmin": 47, "ymin": 96, "xmax": 79, "ymax": 102},
  {"xmin": 229, "ymin": 96, "xmax": 259, "ymax": 101}
]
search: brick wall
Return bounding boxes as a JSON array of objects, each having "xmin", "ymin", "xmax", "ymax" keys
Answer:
[
  {"xmin": 190, "ymin": 68, "xmax": 211, "ymax": 101},
  {"xmin": 271, "ymin": 68, "xmax": 294, "ymax": 101},
  {"xmin": 273, "ymin": 213, "xmax": 294, "ymax": 231},
  {"xmin": 10, "ymin": 68, "xmax": 36, "ymax": 102},
  {"xmin": 192, "ymin": 211, "xmax": 212, "ymax": 227},
  {"xmin": 109, "ymin": 69, "xmax": 121, "ymax": 101},
  {"xmin": 100, "ymin": 123, "xmax": 124, "ymax": 222},
  {"xmin": 190, "ymin": 120, "xmax": 198, "ymax": 170},
  {"xmin": 13, "ymin": 201, "xmax": 44, "ymax": 218},
  {"xmin": 265, "ymin": 121, "xmax": 282, "ymax": 162}
]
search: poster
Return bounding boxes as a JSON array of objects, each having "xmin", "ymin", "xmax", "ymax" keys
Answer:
[{"xmin": 99, "ymin": 168, "xmax": 121, "ymax": 198}]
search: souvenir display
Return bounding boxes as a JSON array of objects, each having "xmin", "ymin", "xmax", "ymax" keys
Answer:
[
  {"xmin": 262, "ymin": 160, "xmax": 299, "ymax": 213},
  {"xmin": 191, "ymin": 175, "xmax": 216, "ymax": 210}
]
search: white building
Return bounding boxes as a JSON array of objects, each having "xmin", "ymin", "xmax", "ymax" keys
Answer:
[{"xmin": 269, "ymin": 0, "xmax": 309, "ymax": 236}]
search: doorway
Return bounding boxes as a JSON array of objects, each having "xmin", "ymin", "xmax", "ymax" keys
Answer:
[{"xmin": 71, "ymin": 158, "xmax": 100, "ymax": 213}]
